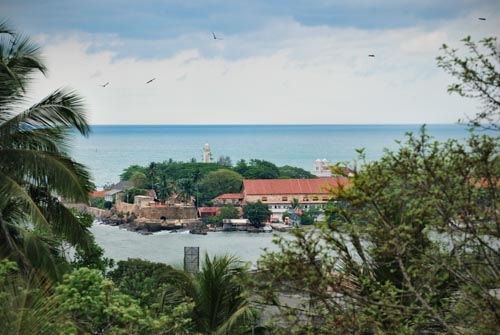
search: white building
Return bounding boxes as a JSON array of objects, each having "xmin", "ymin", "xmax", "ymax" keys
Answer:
[
  {"xmin": 203, "ymin": 143, "xmax": 211, "ymax": 163},
  {"xmin": 312, "ymin": 159, "xmax": 332, "ymax": 177}
]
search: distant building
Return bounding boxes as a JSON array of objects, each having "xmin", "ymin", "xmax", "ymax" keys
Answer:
[
  {"xmin": 313, "ymin": 159, "xmax": 332, "ymax": 177},
  {"xmin": 242, "ymin": 177, "xmax": 350, "ymax": 222},
  {"xmin": 312, "ymin": 159, "xmax": 354, "ymax": 178},
  {"xmin": 203, "ymin": 143, "xmax": 211, "ymax": 163},
  {"xmin": 212, "ymin": 193, "xmax": 244, "ymax": 206}
]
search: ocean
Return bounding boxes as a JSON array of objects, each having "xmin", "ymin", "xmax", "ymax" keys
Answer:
[
  {"xmin": 78, "ymin": 124, "xmax": 472, "ymax": 265},
  {"xmin": 72, "ymin": 124, "xmax": 471, "ymax": 189}
]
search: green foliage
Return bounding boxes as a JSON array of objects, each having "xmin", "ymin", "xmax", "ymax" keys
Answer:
[
  {"xmin": 108, "ymin": 258, "xmax": 175, "ymax": 309},
  {"xmin": 0, "ymin": 260, "xmax": 74, "ymax": 335},
  {"xmin": 299, "ymin": 210, "xmax": 314, "ymax": 225},
  {"xmin": 278, "ymin": 165, "xmax": 316, "ymax": 179},
  {"xmin": 163, "ymin": 254, "xmax": 256, "ymax": 335},
  {"xmin": 122, "ymin": 187, "xmax": 148, "ymax": 204},
  {"xmin": 0, "ymin": 22, "xmax": 93, "ymax": 280},
  {"xmin": 217, "ymin": 155, "xmax": 232, "ymax": 167},
  {"xmin": 243, "ymin": 201, "xmax": 272, "ymax": 227},
  {"xmin": 70, "ymin": 210, "xmax": 114, "ymax": 274},
  {"xmin": 235, "ymin": 159, "xmax": 280, "ymax": 179},
  {"xmin": 89, "ymin": 197, "xmax": 114, "ymax": 210},
  {"xmin": 130, "ymin": 171, "xmax": 148, "ymax": 188},
  {"xmin": 206, "ymin": 215, "xmax": 222, "ymax": 225},
  {"xmin": 197, "ymin": 169, "xmax": 243, "ymax": 205},
  {"xmin": 259, "ymin": 129, "xmax": 499, "ymax": 334},
  {"xmin": 220, "ymin": 203, "xmax": 240, "ymax": 220},
  {"xmin": 120, "ymin": 165, "xmax": 147, "ymax": 181},
  {"xmin": 175, "ymin": 177, "xmax": 196, "ymax": 203},
  {"xmin": 437, "ymin": 36, "xmax": 499, "ymax": 130},
  {"xmin": 56, "ymin": 268, "xmax": 149, "ymax": 334},
  {"xmin": 90, "ymin": 197, "xmax": 105, "ymax": 208}
]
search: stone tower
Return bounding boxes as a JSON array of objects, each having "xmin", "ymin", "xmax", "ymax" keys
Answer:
[{"xmin": 203, "ymin": 143, "xmax": 211, "ymax": 163}]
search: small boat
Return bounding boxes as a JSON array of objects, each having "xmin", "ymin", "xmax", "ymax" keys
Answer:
[{"xmin": 263, "ymin": 225, "xmax": 273, "ymax": 233}]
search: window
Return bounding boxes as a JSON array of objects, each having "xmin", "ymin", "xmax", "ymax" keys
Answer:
[
  {"xmin": 282, "ymin": 196, "xmax": 288, "ymax": 201},
  {"xmin": 262, "ymin": 197, "xmax": 267, "ymax": 201},
  {"xmin": 322, "ymin": 196, "xmax": 329, "ymax": 201},
  {"xmin": 312, "ymin": 196, "xmax": 319, "ymax": 201},
  {"xmin": 303, "ymin": 197, "xmax": 309, "ymax": 201}
]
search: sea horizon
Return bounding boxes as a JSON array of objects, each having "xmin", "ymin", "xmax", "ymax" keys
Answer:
[{"xmin": 72, "ymin": 124, "xmax": 477, "ymax": 188}]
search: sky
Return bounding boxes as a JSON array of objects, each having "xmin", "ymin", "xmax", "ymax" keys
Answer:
[{"xmin": 1, "ymin": 0, "xmax": 499, "ymax": 125}]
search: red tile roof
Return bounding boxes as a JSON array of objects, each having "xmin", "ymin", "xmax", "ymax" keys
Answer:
[
  {"xmin": 90, "ymin": 190, "xmax": 106, "ymax": 198},
  {"xmin": 213, "ymin": 193, "xmax": 244, "ymax": 200},
  {"xmin": 243, "ymin": 177, "xmax": 350, "ymax": 195}
]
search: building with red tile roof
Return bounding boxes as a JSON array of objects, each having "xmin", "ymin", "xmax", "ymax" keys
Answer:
[
  {"xmin": 242, "ymin": 177, "xmax": 350, "ymax": 222},
  {"xmin": 212, "ymin": 193, "xmax": 244, "ymax": 206},
  {"xmin": 90, "ymin": 190, "xmax": 106, "ymax": 198}
]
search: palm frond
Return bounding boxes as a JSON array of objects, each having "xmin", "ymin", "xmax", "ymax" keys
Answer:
[
  {"xmin": 0, "ymin": 33, "xmax": 46, "ymax": 107},
  {"xmin": 0, "ymin": 149, "xmax": 92, "ymax": 202},
  {"xmin": 0, "ymin": 88, "xmax": 89, "ymax": 137},
  {"xmin": 0, "ymin": 263, "xmax": 72, "ymax": 334},
  {"xmin": 41, "ymin": 196, "xmax": 93, "ymax": 251},
  {"xmin": 0, "ymin": 171, "xmax": 51, "ymax": 229}
]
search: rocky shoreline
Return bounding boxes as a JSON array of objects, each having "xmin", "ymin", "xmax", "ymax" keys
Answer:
[{"xmin": 73, "ymin": 205, "xmax": 203, "ymax": 235}]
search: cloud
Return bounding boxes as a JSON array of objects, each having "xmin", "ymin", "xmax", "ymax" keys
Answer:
[{"xmin": 21, "ymin": 12, "xmax": 496, "ymax": 125}]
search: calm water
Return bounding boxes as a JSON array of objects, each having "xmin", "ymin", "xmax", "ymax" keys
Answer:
[
  {"xmin": 90, "ymin": 223, "xmax": 282, "ymax": 267},
  {"xmin": 79, "ymin": 124, "xmax": 471, "ymax": 266},
  {"xmin": 72, "ymin": 124, "xmax": 470, "ymax": 188}
]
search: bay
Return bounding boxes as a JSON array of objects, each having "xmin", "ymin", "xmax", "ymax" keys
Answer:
[
  {"xmin": 77, "ymin": 124, "xmax": 470, "ymax": 266},
  {"xmin": 89, "ymin": 223, "xmax": 281, "ymax": 267}
]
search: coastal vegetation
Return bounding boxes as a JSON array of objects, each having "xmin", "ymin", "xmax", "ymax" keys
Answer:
[
  {"xmin": 0, "ymin": 21, "xmax": 94, "ymax": 280},
  {"xmin": 118, "ymin": 158, "xmax": 315, "ymax": 206},
  {"xmin": 0, "ymin": 17, "xmax": 498, "ymax": 335},
  {"xmin": 256, "ymin": 36, "xmax": 499, "ymax": 334}
]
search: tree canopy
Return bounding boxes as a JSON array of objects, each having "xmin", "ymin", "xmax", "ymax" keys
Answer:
[
  {"xmin": 243, "ymin": 201, "xmax": 272, "ymax": 227},
  {"xmin": 258, "ymin": 129, "xmax": 499, "ymax": 334},
  {"xmin": 437, "ymin": 36, "xmax": 499, "ymax": 130},
  {"xmin": 197, "ymin": 169, "xmax": 244, "ymax": 205},
  {"xmin": 0, "ymin": 21, "xmax": 94, "ymax": 280}
]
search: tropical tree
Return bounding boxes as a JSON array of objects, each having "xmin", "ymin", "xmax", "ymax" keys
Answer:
[
  {"xmin": 175, "ymin": 177, "xmax": 197, "ymax": 204},
  {"xmin": 237, "ymin": 159, "xmax": 280, "ymax": 179},
  {"xmin": 0, "ymin": 260, "xmax": 73, "ymax": 335},
  {"xmin": 162, "ymin": 254, "xmax": 257, "ymax": 335},
  {"xmin": 197, "ymin": 169, "xmax": 243, "ymax": 205},
  {"xmin": 0, "ymin": 22, "xmax": 94, "ymax": 279},
  {"xmin": 243, "ymin": 201, "xmax": 272, "ymax": 227},
  {"xmin": 155, "ymin": 174, "xmax": 175, "ymax": 201},
  {"xmin": 220, "ymin": 204, "xmax": 240, "ymax": 220},
  {"xmin": 258, "ymin": 129, "xmax": 499, "ymax": 334},
  {"xmin": 437, "ymin": 36, "xmax": 499, "ymax": 130},
  {"xmin": 55, "ymin": 267, "xmax": 150, "ymax": 334},
  {"xmin": 278, "ymin": 165, "xmax": 316, "ymax": 179}
]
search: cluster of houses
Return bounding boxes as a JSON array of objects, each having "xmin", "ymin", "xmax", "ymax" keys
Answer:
[
  {"xmin": 199, "ymin": 177, "xmax": 350, "ymax": 223},
  {"xmin": 89, "ymin": 160, "xmax": 352, "ymax": 225}
]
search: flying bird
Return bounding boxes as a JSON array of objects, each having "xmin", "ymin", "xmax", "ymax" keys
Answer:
[
  {"xmin": 212, "ymin": 32, "xmax": 223, "ymax": 40},
  {"xmin": 478, "ymin": 17, "xmax": 486, "ymax": 20},
  {"xmin": 101, "ymin": 82, "xmax": 109, "ymax": 87},
  {"xmin": 368, "ymin": 54, "xmax": 375, "ymax": 57},
  {"xmin": 146, "ymin": 78, "xmax": 156, "ymax": 84}
]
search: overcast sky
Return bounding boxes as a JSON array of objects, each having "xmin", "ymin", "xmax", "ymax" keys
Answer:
[{"xmin": 2, "ymin": 0, "xmax": 499, "ymax": 124}]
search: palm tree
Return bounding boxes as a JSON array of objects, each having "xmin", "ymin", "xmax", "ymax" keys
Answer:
[
  {"xmin": 162, "ymin": 254, "xmax": 256, "ymax": 335},
  {"xmin": 0, "ymin": 261, "xmax": 72, "ymax": 335},
  {"xmin": 0, "ymin": 22, "xmax": 94, "ymax": 279},
  {"xmin": 176, "ymin": 178, "xmax": 196, "ymax": 204}
]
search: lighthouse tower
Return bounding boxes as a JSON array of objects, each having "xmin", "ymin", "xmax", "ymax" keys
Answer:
[{"xmin": 203, "ymin": 143, "xmax": 211, "ymax": 163}]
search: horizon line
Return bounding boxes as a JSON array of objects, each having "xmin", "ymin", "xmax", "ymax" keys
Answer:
[{"xmin": 88, "ymin": 123, "xmax": 462, "ymax": 126}]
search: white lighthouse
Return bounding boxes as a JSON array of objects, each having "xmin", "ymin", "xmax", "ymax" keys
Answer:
[{"xmin": 203, "ymin": 143, "xmax": 211, "ymax": 163}]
